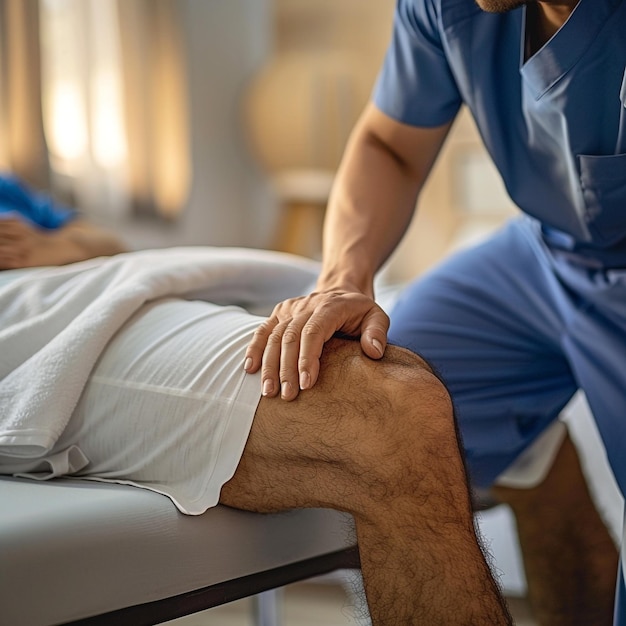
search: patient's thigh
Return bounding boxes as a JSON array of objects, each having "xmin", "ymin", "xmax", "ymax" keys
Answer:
[
  {"xmin": 55, "ymin": 298, "xmax": 265, "ymax": 514},
  {"xmin": 88, "ymin": 297, "xmax": 261, "ymax": 391}
]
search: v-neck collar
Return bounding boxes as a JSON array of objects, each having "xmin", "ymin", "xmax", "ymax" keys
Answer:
[{"xmin": 520, "ymin": 0, "xmax": 622, "ymax": 99}]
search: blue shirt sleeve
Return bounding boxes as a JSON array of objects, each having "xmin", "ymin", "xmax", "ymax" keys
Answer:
[
  {"xmin": 373, "ymin": 0, "xmax": 462, "ymax": 127},
  {"xmin": 0, "ymin": 175, "xmax": 77, "ymax": 230}
]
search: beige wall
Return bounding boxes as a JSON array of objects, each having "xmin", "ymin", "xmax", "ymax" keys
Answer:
[
  {"xmin": 105, "ymin": 2, "xmax": 517, "ymax": 267},
  {"xmin": 275, "ymin": 0, "xmax": 395, "ymax": 67},
  {"xmin": 252, "ymin": 1, "xmax": 517, "ymax": 281},
  {"xmin": 245, "ymin": 2, "xmax": 394, "ymax": 174}
]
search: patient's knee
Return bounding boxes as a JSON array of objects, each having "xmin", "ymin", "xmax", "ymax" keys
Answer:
[
  {"xmin": 318, "ymin": 338, "xmax": 452, "ymax": 426},
  {"xmin": 314, "ymin": 339, "xmax": 457, "ymax": 481},
  {"xmin": 233, "ymin": 338, "xmax": 460, "ymax": 514}
]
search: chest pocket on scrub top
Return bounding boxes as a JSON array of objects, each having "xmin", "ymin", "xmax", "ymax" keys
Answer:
[{"xmin": 577, "ymin": 69, "xmax": 626, "ymax": 246}]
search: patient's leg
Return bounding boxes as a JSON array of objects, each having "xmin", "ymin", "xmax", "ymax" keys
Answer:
[{"xmin": 221, "ymin": 338, "xmax": 512, "ymax": 625}]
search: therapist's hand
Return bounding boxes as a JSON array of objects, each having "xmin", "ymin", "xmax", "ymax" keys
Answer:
[{"xmin": 244, "ymin": 287, "xmax": 389, "ymax": 401}]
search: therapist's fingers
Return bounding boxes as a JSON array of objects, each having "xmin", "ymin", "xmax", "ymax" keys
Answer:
[
  {"xmin": 260, "ymin": 297, "xmax": 342, "ymax": 399},
  {"xmin": 297, "ymin": 299, "xmax": 389, "ymax": 390},
  {"xmin": 278, "ymin": 318, "xmax": 308, "ymax": 401},
  {"xmin": 245, "ymin": 295, "xmax": 309, "ymax": 375},
  {"xmin": 246, "ymin": 315, "xmax": 279, "ymax": 375},
  {"xmin": 297, "ymin": 316, "xmax": 334, "ymax": 390},
  {"xmin": 245, "ymin": 291, "xmax": 390, "ymax": 399},
  {"xmin": 257, "ymin": 314, "xmax": 311, "ymax": 401},
  {"xmin": 359, "ymin": 306, "xmax": 390, "ymax": 361},
  {"xmin": 259, "ymin": 323, "xmax": 282, "ymax": 398},
  {"xmin": 291, "ymin": 293, "xmax": 388, "ymax": 392}
]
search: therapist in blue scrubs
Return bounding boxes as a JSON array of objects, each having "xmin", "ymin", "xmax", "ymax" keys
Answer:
[
  {"xmin": 0, "ymin": 175, "xmax": 126, "ymax": 269},
  {"xmin": 246, "ymin": 0, "xmax": 626, "ymax": 623}
]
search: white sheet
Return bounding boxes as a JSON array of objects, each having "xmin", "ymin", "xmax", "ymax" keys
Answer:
[{"xmin": 0, "ymin": 247, "xmax": 319, "ymax": 460}]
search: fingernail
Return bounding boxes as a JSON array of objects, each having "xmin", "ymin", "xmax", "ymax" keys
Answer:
[
  {"xmin": 262, "ymin": 379, "xmax": 274, "ymax": 396},
  {"xmin": 281, "ymin": 381, "xmax": 292, "ymax": 399},
  {"xmin": 299, "ymin": 371, "xmax": 310, "ymax": 390},
  {"xmin": 372, "ymin": 338, "xmax": 384, "ymax": 356},
  {"xmin": 244, "ymin": 357, "xmax": 252, "ymax": 371}
]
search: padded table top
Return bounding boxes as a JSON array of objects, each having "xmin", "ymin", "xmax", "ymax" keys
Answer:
[{"xmin": 0, "ymin": 476, "xmax": 356, "ymax": 626}]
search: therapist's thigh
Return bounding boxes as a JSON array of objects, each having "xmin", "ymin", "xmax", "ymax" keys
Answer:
[{"xmin": 388, "ymin": 220, "xmax": 578, "ymax": 487}]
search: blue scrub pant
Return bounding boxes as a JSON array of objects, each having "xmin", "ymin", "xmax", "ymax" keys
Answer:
[
  {"xmin": 389, "ymin": 217, "xmax": 626, "ymax": 621},
  {"xmin": 389, "ymin": 217, "xmax": 626, "ymax": 492}
]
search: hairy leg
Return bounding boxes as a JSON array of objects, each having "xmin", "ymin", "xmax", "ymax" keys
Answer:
[
  {"xmin": 493, "ymin": 433, "xmax": 618, "ymax": 626},
  {"xmin": 221, "ymin": 338, "xmax": 512, "ymax": 625}
]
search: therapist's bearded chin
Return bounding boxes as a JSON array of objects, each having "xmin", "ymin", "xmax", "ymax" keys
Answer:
[
  {"xmin": 476, "ymin": 0, "xmax": 580, "ymax": 12},
  {"xmin": 475, "ymin": 0, "xmax": 532, "ymax": 12}
]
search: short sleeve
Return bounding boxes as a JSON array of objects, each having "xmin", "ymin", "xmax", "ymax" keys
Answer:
[
  {"xmin": 373, "ymin": 0, "xmax": 462, "ymax": 127},
  {"xmin": 0, "ymin": 175, "xmax": 77, "ymax": 229}
]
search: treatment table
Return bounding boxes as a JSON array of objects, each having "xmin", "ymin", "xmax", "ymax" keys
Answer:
[{"xmin": 0, "ymin": 476, "xmax": 359, "ymax": 625}]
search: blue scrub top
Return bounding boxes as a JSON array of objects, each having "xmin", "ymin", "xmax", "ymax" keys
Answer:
[
  {"xmin": 0, "ymin": 175, "xmax": 77, "ymax": 229},
  {"xmin": 374, "ymin": 0, "xmax": 626, "ymax": 268}
]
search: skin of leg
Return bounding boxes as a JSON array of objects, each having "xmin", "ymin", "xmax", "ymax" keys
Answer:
[
  {"xmin": 221, "ymin": 338, "xmax": 512, "ymax": 625},
  {"xmin": 493, "ymin": 433, "xmax": 619, "ymax": 626},
  {"xmin": 387, "ymin": 220, "xmax": 620, "ymax": 626}
]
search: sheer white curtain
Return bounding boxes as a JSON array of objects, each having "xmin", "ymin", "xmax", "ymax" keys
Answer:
[
  {"xmin": 39, "ymin": 0, "xmax": 191, "ymax": 220},
  {"xmin": 0, "ymin": 0, "xmax": 49, "ymax": 188},
  {"xmin": 0, "ymin": 0, "xmax": 191, "ymax": 220},
  {"xmin": 39, "ymin": 0, "xmax": 129, "ymax": 216},
  {"xmin": 117, "ymin": 0, "xmax": 191, "ymax": 221}
]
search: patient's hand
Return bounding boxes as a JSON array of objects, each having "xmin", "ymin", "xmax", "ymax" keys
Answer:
[
  {"xmin": 0, "ymin": 216, "xmax": 126, "ymax": 269},
  {"xmin": 0, "ymin": 217, "xmax": 43, "ymax": 269},
  {"xmin": 244, "ymin": 288, "xmax": 389, "ymax": 401}
]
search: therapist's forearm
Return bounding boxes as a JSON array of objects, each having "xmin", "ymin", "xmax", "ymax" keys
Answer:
[
  {"xmin": 243, "ymin": 107, "xmax": 453, "ymax": 396},
  {"xmin": 317, "ymin": 105, "xmax": 452, "ymax": 296},
  {"xmin": 318, "ymin": 135, "xmax": 420, "ymax": 297}
]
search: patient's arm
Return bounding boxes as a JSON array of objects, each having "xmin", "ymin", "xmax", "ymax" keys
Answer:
[{"xmin": 0, "ymin": 217, "xmax": 127, "ymax": 269}]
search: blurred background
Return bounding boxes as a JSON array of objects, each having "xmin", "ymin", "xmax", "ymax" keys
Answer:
[
  {"xmin": 0, "ymin": 0, "xmax": 517, "ymax": 279},
  {"xmin": 0, "ymin": 1, "xmax": 621, "ymax": 624}
]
